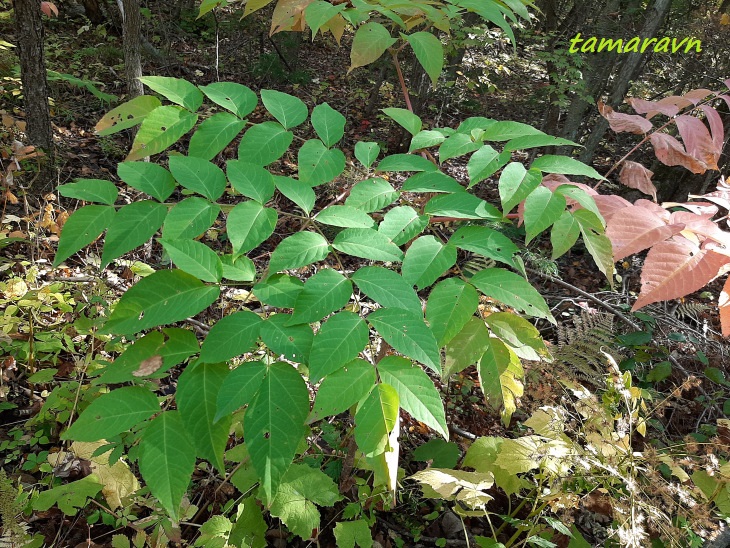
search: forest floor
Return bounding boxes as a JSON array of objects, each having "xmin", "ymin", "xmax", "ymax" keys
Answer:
[{"xmin": 1, "ymin": 4, "xmax": 729, "ymax": 547}]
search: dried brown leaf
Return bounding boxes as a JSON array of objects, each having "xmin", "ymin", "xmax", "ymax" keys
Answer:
[
  {"xmin": 618, "ymin": 161, "xmax": 656, "ymax": 200},
  {"xmin": 674, "ymin": 115, "xmax": 720, "ymax": 171},
  {"xmin": 598, "ymin": 101, "xmax": 653, "ymax": 134},
  {"xmin": 650, "ymin": 133, "xmax": 708, "ymax": 174},
  {"xmin": 132, "ymin": 355, "xmax": 163, "ymax": 377}
]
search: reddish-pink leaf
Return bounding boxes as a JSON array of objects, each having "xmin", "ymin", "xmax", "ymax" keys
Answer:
[
  {"xmin": 664, "ymin": 201, "xmax": 719, "ymax": 216},
  {"xmin": 650, "ymin": 133, "xmax": 708, "ymax": 174},
  {"xmin": 598, "ymin": 102, "xmax": 653, "ymax": 134},
  {"xmin": 626, "ymin": 97, "xmax": 680, "ymax": 119},
  {"xmin": 669, "ymin": 211, "xmax": 730, "ymax": 246},
  {"xmin": 720, "ymin": 276, "xmax": 730, "ymax": 337},
  {"xmin": 632, "ymin": 238, "xmax": 730, "ymax": 310},
  {"xmin": 690, "ymin": 178, "xmax": 730, "ymax": 212},
  {"xmin": 606, "ymin": 206, "xmax": 683, "ymax": 261},
  {"xmin": 635, "ymin": 199, "xmax": 671, "ymax": 221},
  {"xmin": 619, "ymin": 161, "xmax": 656, "ymax": 201},
  {"xmin": 542, "ymin": 174, "xmax": 598, "ymax": 195},
  {"xmin": 683, "ymin": 88, "xmax": 713, "ymax": 105},
  {"xmin": 593, "ymin": 195, "xmax": 632, "ymax": 222},
  {"xmin": 699, "ymin": 105, "xmax": 724, "ymax": 152},
  {"xmin": 40, "ymin": 1, "xmax": 58, "ymax": 16},
  {"xmin": 674, "ymin": 115, "xmax": 720, "ymax": 171}
]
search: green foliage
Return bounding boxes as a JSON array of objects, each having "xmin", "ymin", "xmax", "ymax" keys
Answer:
[{"xmin": 52, "ymin": 79, "xmax": 619, "ymax": 541}]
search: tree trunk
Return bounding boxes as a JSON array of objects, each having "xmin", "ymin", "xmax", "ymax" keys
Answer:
[
  {"xmin": 579, "ymin": 0, "xmax": 673, "ymax": 163},
  {"xmin": 15, "ymin": 0, "xmax": 52, "ymax": 152},
  {"xmin": 121, "ymin": 0, "xmax": 144, "ymax": 97}
]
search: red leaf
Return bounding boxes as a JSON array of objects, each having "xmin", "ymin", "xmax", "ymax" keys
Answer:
[
  {"xmin": 606, "ymin": 205, "xmax": 684, "ymax": 261},
  {"xmin": 650, "ymin": 133, "xmax": 708, "ymax": 174},
  {"xmin": 598, "ymin": 102, "xmax": 653, "ymax": 134},
  {"xmin": 683, "ymin": 88, "xmax": 714, "ymax": 105},
  {"xmin": 674, "ymin": 115, "xmax": 720, "ymax": 171},
  {"xmin": 619, "ymin": 161, "xmax": 656, "ymax": 201},
  {"xmin": 593, "ymin": 194, "xmax": 632, "ymax": 222},
  {"xmin": 632, "ymin": 238, "xmax": 730, "ymax": 310},
  {"xmin": 720, "ymin": 276, "xmax": 730, "ymax": 337},
  {"xmin": 626, "ymin": 97, "xmax": 679, "ymax": 119}
]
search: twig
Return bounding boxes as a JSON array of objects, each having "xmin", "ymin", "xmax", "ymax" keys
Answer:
[{"xmin": 450, "ymin": 424, "xmax": 477, "ymax": 440}]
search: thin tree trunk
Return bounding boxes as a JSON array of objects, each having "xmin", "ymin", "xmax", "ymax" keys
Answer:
[
  {"xmin": 579, "ymin": 0, "xmax": 673, "ymax": 163},
  {"xmin": 121, "ymin": 0, "xmax": 144, "ymax": 97},
  {"xmin": 15, "ymin": 0, "xmax": 52, "ymax": 151}
]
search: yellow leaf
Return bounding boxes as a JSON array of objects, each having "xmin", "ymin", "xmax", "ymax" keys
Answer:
[{"xmin": 270, "ymin": 0, "xmax": 314, "ymax": 35}]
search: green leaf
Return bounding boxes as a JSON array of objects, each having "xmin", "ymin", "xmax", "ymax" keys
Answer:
[
  {"xmin": 402, "ymin": 171, "xmax": 464, "ymax": 193},
  {"xmin": 99, "ymin": 329, "xmax": 199, "ymax": 384},
  {"xmin": 352, "ymin": 266, "xmax": 421, "ymax": 311},
  {"xmin": 377, "ymin": 154, "xmax": 437, "ymax": 173},
  {"xmin": 62, "ymin": 386, "xmax": 159, "ymax": 441},
  {"xmin": 478, "ymin": 338, "xmax": 523, "ymax": 425},
  {"xmin": 531, "ymin": 155, "xmax": 605, "ymax": 180},
  {"xmin": 305, "ymin": 1, "xmax": 346, "ymax": 37},
  {"xmin": 298, "ymin": 139, "xmax": 346, "ymax": 187},
  {"xmin": 260, "ymin": 314, "xmax": 314, "ymax": 364},
  {"xmin": 405, "ymin": 31, "xmax": 443, "ymax": 85},
  {"xmin": 355, "ymin": 383, "xmax": 399, "ymax": 457},
  {"xmin": 523, "ymin": 186, "xmax": 566, "ymax": 243},
  {"xmin": 229, "ymin": 496, "xmax": 268, "ymax": 548},
  {"xmin": 227, "ymin": 160, "xmax": 276, "ymax": 203},
  {"xmin": 216, "ymin": 361, "xmax": 267, "ymax": 420},
  {"xmin": 424, "ymin": 193, "xmax": 502, "ymax": 220},
  {"xmin": 504, "ymin": 134, "xmax": 579, "ymax": 152},
  {"xmin": 469, "ymin": 268, "xmax": 554, "ymax": 323},
  {"xmin": 409, "ymin": 130, "xmax": 446, "ymax": 152},
  {"xmin": 333, "ymin": 520, "xmax": 373, "ymax": 548},
  {"xmin": 200, "ymin": 82, "xmax": 257, "ymax": 118},
  {"xmin": 127, "ymin": 106, "xmax": 198, "ymax": 161},
  {"xmin": 345, "ymin": 178, "xmax": 399, "ymax": 212},
  {"xmin": 443, "ymin": 317, "xmax": 491, "ymax": 377},
  {"xmin": 138, "ymin": 411, "xmax": 196, "ymax": 520},
  {"xmin": 367, "ymin": 308, "xmax": 440, "ymax": 372},
  {"xmin": 200, "ymin": 310, "xmax": 263, "ymax": 363},
  {"xmin": 333, "ymin": 228, "xmax": 404, "ymax": 262},
  {"xmin": 58, "ymin": 179, "xmax": 118, "ymax": 205},
  {"xmin": 349, "ymin": 22, "xmax": 397, "ymax": 71},
  {"xmin": 310, "ymin": 359, "xmax": 376, "ymax": 420},
  {"xmin": 550, "ymin": 210, "xmax": 580, "ymax": 260},
  {"xmin": 499, "ymin": 163, "xmax": 541, "ymax": 215},
  {"xmin": 34, "ymin": 475, "xmax": 103, "ymax": 516},
  {"xmin": 117, "ymin": 161, "xmax": 176, "ymax": 202},
  {"xmin": 189, "ymin": 112, "xmax": 246, "ymax": 160},
  {"xmin": 311, "ymin": 102, "xmax": 346, "ymax": 147},
  {"xmin": 270, "ymin": 463, "xmax": 341, "ymax": 539},
  {"xmin": 275, "ymin": 176, "xmax": 316, "ymax": 214},
  {"xmin": 554, "ymin": 185, "xmax": 604, "ymax": 223},
  {"xmin": 102, "ymin": 200, "xmax": 167, "ymax": 267},
  {"xmin": 309, "ymin": 311, "xmax": 369, "ymax": 382},
  {"xmin": 354, "ymin": 141, "xmax": 380, "ymax": 168},
  {"xmin": 245, "ymin": 362, "xmax": 309, "ymax": 503},
  {"xmin": 290, "ymin": 268, "xmax": 352, "ymax": 325},
  {"xmin": 378, "ymin": 206, "xmax": 428, "ymax": 245},
  {"xmin": 646, "ymin": 361, "xmax": 672, "ymax": 382},
  {"xmin": 467, "ymin": 146, "xmax": 508, "ymax": 187},
  {"xmin": 227, "ymin": 200, "xmax": 278, "ymax": 254},
  {"xmin": 485, "ymin": 312, "xmax": 549, "ymax": 361},
  {"xmin": 315, "ymin": 205, "xmax": 375, "ymax": 229},
  {"xmin": 409, "ymin": 468, "xmax": 494, "ymax": 510},
  {"xmin": 198, "ymin": 0, "xmax": 226, "ymax": 18},
  {"xmin": 401, "ymin": 236, "xmax": 457, "ymax": 290},
  {"xmin": 54, "ymin": 205, "xmax": 115, "ymax": 266},
  {"xmin": 102, "ymin": 270, "xmax": 220, "ymax": 335},
  {"xmin": 139, "ymin": 76, "xmax": 203, "ymax": 111},
  {"xmin": 456, "ymin": 117, "xmax": 496, "ymax": 133},
  {"xmin": 481, "ymin": 121, "xmax": 544, "ymax": 141},
  {"xmin": 261, "ymin": 89, "xmax": 308, "ymax": 129},
  {"xmin": 159, "ymin": 238, "xmax": 223, "ymax": 283},
  {"xmin": 253, "ymin": 274, "xmax": 304, "ymax": 307},
  {"xmin": 169, "ymin": 155, "xmax": 227, "ymax": 201},
  {"xmin": 177, "ymin": 362, "xmax": 230, "ymax": 472},
  {"xmin": 269, "ymin": 232, "xmax": 330, "ymax": 272},
  {"xmin": 222, "ymin": 255, "xmax": 256, "ymax": 281},
  {"xmin": 377, "ymin": 356, "xmax": 447, "ymax": 439},
  {"xmin": 238, "ymin": 122, "xmax": 294, "ymax": 166},
  {"xmin": 449, "ymin": 226, "xmax": 519, "ymax": 267},
  {"xmin": 574, "ymin": 209, "xmax": 614, "ymax": 282},
  {"xmin": 439, "ymin": 133, "xmax": 480, "ymax": 163},
  {"xmin": 382, "ymin": 107, "xmax": 422, "ymax": 136},
  {"xmin": 426, "ymin": 278, "xmax": 479, "ymax": 346},
  {"xmin": 412, "ymin": 439, "xmax": 460, "ymax": 468},
  {"xmin": 163, "ymin": 197, "xmax": 220, "ymax": 240},
  {"xmin": 96, "ymin": 95, "xmax": 161, "ymax": 136}
]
